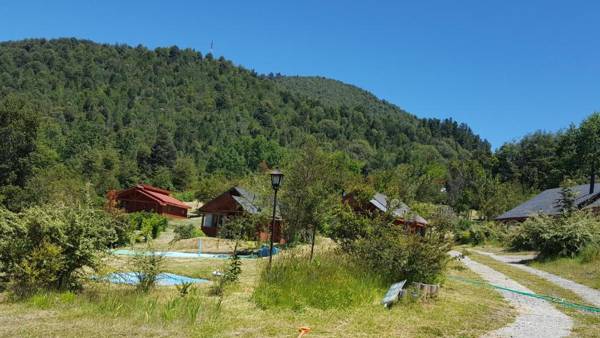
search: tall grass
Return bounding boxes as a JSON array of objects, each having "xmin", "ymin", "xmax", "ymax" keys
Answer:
[
  {"xmin": 579, "ymin": 244, "xmax": 600, "ymax": 263},
  {"xmin": 26, "ymin": 287, "xmax": 221, "ymax": 327},
  {"xmin": 253, "ymin": 250, "xmax": 385, "ymax": 311}
]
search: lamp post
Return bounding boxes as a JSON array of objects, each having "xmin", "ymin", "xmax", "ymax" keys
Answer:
[{"xmin": 268, "ymin": 168, "xmax": 283, "ymax": 270}]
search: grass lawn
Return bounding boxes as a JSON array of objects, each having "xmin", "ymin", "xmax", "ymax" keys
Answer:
[
  {"xmin": 466, "ymin": 244, "xmax": 537, "ymax": 257},
  {"xmin": 0, "ymin": 244, "xmax": 516, "ymax": 337},
  {"xmin": 467, "ymin": 251, "xmax": 600, "ymax": 337},
  {"xmin": 529, "ymin": 258, "xmax": 600, "ymax": 290},
  {"xmin": 129, "ymin": 219, "xmax": 258, "ymax": 254}
]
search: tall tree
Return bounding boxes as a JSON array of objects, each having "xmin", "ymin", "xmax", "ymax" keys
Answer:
[
  {"xmin": 575, "ymin": 113, "xmax": 600, "ymax": 192},
  {"xmin": 280, "ymin": 140, "xmax": 356, "ymax": 257},
  {"xmin": 0, "ymin": 95, "xmax": 38, "ymax": 188},
  {"xmin": 150, "ymin": 128, "xmax": 177, "ymax": 170}
]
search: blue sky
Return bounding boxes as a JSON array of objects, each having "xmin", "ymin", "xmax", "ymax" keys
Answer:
[{"xmin": 1, "ymin": 0, "xmax": 599, "ymax": 148}]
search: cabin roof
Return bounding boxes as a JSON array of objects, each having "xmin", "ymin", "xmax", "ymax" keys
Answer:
[
  {"xmin": 495, "ymin": 184, "xmax": 600, "ymax": 221},
  {"xmin": 369, "ymin": 192, "xmax": 428, "ymax": 225},
  {"xmin": 200, "ymin": 186, "xmax": 281, "ymax": 218},
  {"xmin": 117, "ymin": 184, "xmax": 190, "ymax": 209}
]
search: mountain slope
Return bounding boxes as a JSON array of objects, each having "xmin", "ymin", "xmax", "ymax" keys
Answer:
[{"xmin": 0, "ymin": 38, "xmax": 489, "ymax": 199}]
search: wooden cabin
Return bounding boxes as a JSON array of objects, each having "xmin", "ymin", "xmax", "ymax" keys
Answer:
[
  {"xmin": 108, "ymin": 184, "xmax": 190, "ymax": 218},
  {"xmin": 496, "ymin": 183, "xmax": 600, "ymax": 222},
  {"xmin": 198, "ymin": 186, "xmax": 284, "ymax": 242},
  {"xmin": 343, "ymin": 191, "xmax": 428, "ymax": 232}
]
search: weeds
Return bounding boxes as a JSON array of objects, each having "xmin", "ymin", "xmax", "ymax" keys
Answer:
[
  {"xmin": 253, "ymin": 249, "xmax": 385, "ymax": 311},
  {"xmin": 176, "ymin": 281, "xmax": 195, "ymax": 297},
  {"xmin": 130, "ymin": 246, "xmax": 164, "ymax": 293}
]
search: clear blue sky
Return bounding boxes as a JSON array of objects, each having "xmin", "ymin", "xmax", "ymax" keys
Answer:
[{"xmin": 1, "ymin": 0, "xmax": 599, "ymax": 148}]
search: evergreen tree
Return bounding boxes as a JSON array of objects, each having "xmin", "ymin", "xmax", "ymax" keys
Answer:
[
  {"xmin": 554, "ymin": 179, "xmax": 578, "ymax": 215},
  {"xmin": 575, "ymin": 113, "xmax": 600, "ymax": 191},
  {"xmin": 150, "ymin": 128, "xmax": 177, "ymax": 170}
]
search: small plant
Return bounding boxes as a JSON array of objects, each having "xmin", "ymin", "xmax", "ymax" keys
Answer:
[
  {"xmin": 176, "ymin": 281, "xmax": 195, "ymax": 297},
  {"xmin": 172, "ymin": 223, "xmax": 204, "ymax": 241},
  {"xmin": 210, "ymin": 254, "xmax": 242, "ymax": 299},
  {"xmin": 579, "ymin": 244, "xmax": 600, "ymax": 263},
  {"xmin": 223, "ymin": 254, "xmax": 242, "ymax": 283},
  {"xmin": 130, "ymin": 247, "xmax": 164, "ymax": 293},
  {"xmin": 128, "ymin": 212, "xmax": 168, "ymax": 242}
]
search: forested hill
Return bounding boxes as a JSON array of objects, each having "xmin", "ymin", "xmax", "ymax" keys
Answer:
[
  {"xmin": 0, "ymin": 38, "xmax": 490, "ymax": 209},
  {"xmin": 274, "ymin": 76, "xmax": 489, "ymax": 153}
]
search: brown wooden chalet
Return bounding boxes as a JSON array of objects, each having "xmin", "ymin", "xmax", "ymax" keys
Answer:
[
  {"xmin": 108, "ymin": 184, "xmax": 190, "ymax": 218},
  {"xmin": 198, "ymin": 186, "xmax": 283, "ymax": 242},
  {"xmin": 343, "ymin": 191, "xmax": 428, "ymax": 231}
]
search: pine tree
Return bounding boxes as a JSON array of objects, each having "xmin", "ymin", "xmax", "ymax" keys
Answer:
[
  {"xmin": 150, "ymin": 128, "xmax": 177, "ymax": 170},
  {"xmin": 555, "ymin": 179, "xmax": 578, "ymax": 215}
]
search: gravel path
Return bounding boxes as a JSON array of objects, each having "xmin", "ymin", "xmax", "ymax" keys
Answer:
[
  {"xmin": 472, "ymin": 249, "xmax": 600, "ymax": 308},
  {"xmin": 450, "ymin": 251, "xmax": 572, "ymax": 338}
]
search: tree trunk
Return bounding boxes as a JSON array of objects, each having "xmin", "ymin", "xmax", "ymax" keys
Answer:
[
  {"xmin": 309, "ymin": 223, "xmax": 317, "ymax": 261},
  {"xmin": 590, "ymin": 161, "xmax": 596, "ymax": 194}
]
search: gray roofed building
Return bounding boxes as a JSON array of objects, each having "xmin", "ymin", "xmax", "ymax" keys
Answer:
[
  {"xmin": 495, "ymin": 183, "xmax": 600, "ymax": 221},
  {"xmin": 370, "ymin": 192, "xmax": 428, "ymax": 225},
  {"xmin": 197, "ymin": 186, "xmax": 283, "ymax": 241}
]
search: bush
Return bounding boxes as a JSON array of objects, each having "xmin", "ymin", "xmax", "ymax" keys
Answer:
[
  {"xmin": 253, "ymin": 250, "xmax": 384, "ymax": 310},
  {"xmin": 454, "ymin": 221, "xmax": 507, "ymax": 245},
  {"xmin": 210, "ymin": 254, "xmax": 242, "ymax": 298},
  {"xmin": 0, "ymin": 204, "xmax": 117, "ymax": 296},
  {"xmin": 509, "ymin": 211, "xmax": 600, "ymax": 257},
  {"xmin": 579, "ymin": 244, "xmax": 600, "ymax": 263},
  {"xmin": 128, "ymin": 212, "xmax": 168, "ymax": 242},
  {"xmin": 328, "ymin": 205, "xmax": 451, "ymax": 284},
  {"xmin": 130, "ymin": 247, "xmax": 164, "ymax": 293},
  {"xmin": 172, "ymin": 223, "xmax": 204, "ymax": 241}
]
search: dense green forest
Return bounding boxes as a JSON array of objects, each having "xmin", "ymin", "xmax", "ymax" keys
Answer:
[{"xmin": 0, "ymin": 38, "xmax": 598, "ymax": 216}]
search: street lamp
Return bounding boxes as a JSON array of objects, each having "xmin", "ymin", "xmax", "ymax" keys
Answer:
[{"xmin": 268, "ymin": 169, "xmax": 283, "ymax": 270}]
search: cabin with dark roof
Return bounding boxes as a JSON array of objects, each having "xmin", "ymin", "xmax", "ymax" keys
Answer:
[
  {"xmin": 343, "ymin": 191, "xmax": 428, "ymax": 231},
  {"xmin": 198, "ymin": 186, "xmax": 283, "ymax": 242},
  {"xmin": 495, "ymin": 183, "xmax": 600, "ymax": 222},
  {"xmin": 108, "ymin": 184, "xmax": 190, "ymax": 218}
]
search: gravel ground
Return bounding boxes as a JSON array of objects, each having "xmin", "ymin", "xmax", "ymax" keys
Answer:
[
  {"xmin": 472, "ymin": 249, "xmax": 600, "ymax": 308},
  {"xmin": 450, "ymin": 251, "xmax": 572, "ymax": 338}
]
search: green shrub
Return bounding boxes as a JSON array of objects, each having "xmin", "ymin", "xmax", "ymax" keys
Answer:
[
  {"xmin": 172, "ymin": 223, "xmax": 204, "ymax": 241},
  {"xmin": 172, "ymin": 191, "xmax": 195, "ymax": 202},
  {"xmin": 509, "ymin": 211, "xmax": 600, "ymax": 257},
  {"xmin": 210, "ymin": 254, "xmax": 242, "ymax": 299},
  {"xmin": 253, "ymin": 250, "xmax": 384, "ymax": 310},
  {"xmin": 579, "ymin": 244, "xmax": 600, "ymax": 263},
  {"xmin": 328, "ymin": 205, "xmax": 451, "ymax": 284},
  {"xmin": 0, "ymin": 205, "xmax": 117, "ymax": 296},
  {"xmin": 130, "ymin": 247, "xmax": 164, "ymax": 293},
  {"xmin": 128, "ymin": 212, "xmax": 168, "ymax": 241},
  {"xmin": 454, "ymin": 221, "xmax": 507, "ymax": 245}
]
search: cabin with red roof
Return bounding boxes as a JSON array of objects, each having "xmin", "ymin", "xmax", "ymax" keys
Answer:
[{"xmin": 108, "ymin": 184, "xmax": 190, "ymax": 218}]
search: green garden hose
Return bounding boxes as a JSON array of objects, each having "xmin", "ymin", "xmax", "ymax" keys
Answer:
[{"xmin": 448, "ymin": 275, "xmax": 600, "ymax": 314}]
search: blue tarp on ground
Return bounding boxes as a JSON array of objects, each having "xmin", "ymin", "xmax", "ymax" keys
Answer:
[
  {"xmin": 103, "ymin": 272, "xmax": 209, "ymax": 286},
  {"xmin": 112, "ymin": 248, "xmax": 280, "ymax": 259},
  {"xmin": 257, "ymin": 245, "xmax": 280, "ymax": 257},
  {"xmin": 112, "ymin": 249, "xmax": 254, "ymax": 259}
]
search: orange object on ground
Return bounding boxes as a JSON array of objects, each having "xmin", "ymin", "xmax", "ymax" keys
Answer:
[{"xmin": 298, "ymin": 327, "xmax": 311, "ymax": 337}]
